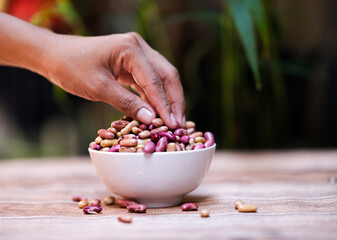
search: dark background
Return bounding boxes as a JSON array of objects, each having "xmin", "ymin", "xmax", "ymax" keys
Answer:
[{"xmin": 1, "ymin": 0, "xmax": 337, "ymax": 158}]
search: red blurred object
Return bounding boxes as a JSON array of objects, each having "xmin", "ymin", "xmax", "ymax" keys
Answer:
[{"xmin": 7, "ymin": 0, "xmax": 53, "ymax": 21}]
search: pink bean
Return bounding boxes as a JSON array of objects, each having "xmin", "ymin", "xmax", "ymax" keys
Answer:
[
  {"xmin": 180, "ymin": 135, "xmax": 190, "ymax": 144},
  {"xmin": 150, "ymin": 133, "xmax": 160, "ymax": 142},
  {"xmin": 158, "ymin": 131, "xmax": 176, "ymax": 141},
  {"xmin": 89, "ymin": 142, "xmax": 101, "ymax": 151},
  {"xmin": 127, "ymin": 204, "xmax": 147, "ymax": 213},
  {"xmin": 181, "ymin": 203, "xmax": 198, "ymax": 211},
  {"xmin": 174, "ymin": 128, "xmax": 187, "ymax": 137},
  {"xmin": 139, "ymin": 124, "xmax": 148, "ymax": 131},
  {"xmin": 204, "ymin": 131, "xmax": 215, "ymax": 147},
  {"xmin": 109, "ymin": 144, "xmax": 120, "ymax": 152},
  {"xmin": 143, "ymin": 141, "xmax": 156, "ymax": 153},
  {"xmin": 155, "ymin": 137, "xmax": 168, "ymax": 152},
  {"xmin": 83, "ymin": 206, "xmax": 102, "ymax": 214},
  {"xmin": 192, "ymin": 143, "xmax": 205, "ymax": 150},
  {"xmin": 98, "ymin": 129, "xmax": 115, "ymax": 139},
  {"xmin": 117, "ymin": 199, "xmax": 138, "ymax": 208}
]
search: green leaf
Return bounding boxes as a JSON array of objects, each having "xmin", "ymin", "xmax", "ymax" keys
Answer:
[{"xmin": 227, "ymin": 0, "xmax": 261, "ymax": 90}]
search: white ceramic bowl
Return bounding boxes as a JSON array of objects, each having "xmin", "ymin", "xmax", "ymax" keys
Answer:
[{"xmin": 88, "ymin": 144, "xmax": 216, "ymax": 208}]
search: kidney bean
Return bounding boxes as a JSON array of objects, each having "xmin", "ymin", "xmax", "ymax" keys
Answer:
[
  {"xmin": 111, "ymin": 120, "xmax": 130, "ymax": 130},
  {"xmin": 119, "ymin": 146, "xmax": 136, "ymax": 152},
  {"xmin": 185, "ymin": 144, "xmax": 193, "ymax": 151},
  {"xmin": 204, "ymin": 131, "xmax": 215, "ymax": 147},
  {"xmin": 117, "ymin": 199, "xmax": 138, "ymax": 208},
  {"xmin": 104, "ymin": 196, "xmax": 115, "ymax": 205},
  {"xmin": 234, "ymin": 199, "xmax": 244, "ymax": 209},
  {"xmin": 151, "ymin": 118, "xmax": 164, "ymax": 127},
  {"xmin": 95, "ymin": 136, "xmax": 103, "ymax": 144},
  {"xmin": 127, "ymin": 203, "xmax": 147, "ymax": 213},
  {"xmin": 186, "ymin": 121, "xmax": 196, "ymax": 129},
  {"xmin": 107, "ymin": 127, "xmax": 117, "ymax": 134},
  {"xmin": 186, "ymin": 128, "xmax": 195, "ymax": 135},
  {"xmin": 83, "ymin": 206, "xmax": 102, "ymax": 214},
  {"xmin": 118, "ymin": 214, "xmax": 132, "ymax": 223},
  {"xmin": 237, "ymin": 204, "xmax": 257, "ymax": 212},
  {"xmin": 78, "ymin": 200, "xmax": 89, "ymax": 209},
  {"xmin": 166, "ymin": 142, "xmax": 176, "ymax": 152},
  {"xmin": 150, "ymin": 133, "xmax": 160, "ymax": 141},
  {"xmin": 194, "ymin": 136, "xmax": 206, "ymax": 144},
  {"xmin": 143, "ymin": 141, "xmax": 156, "ymax": 153},
  {"xmin": 100, "ymin": 139, "xmax": 118, "ymax": 148},
  {"xmin": 120, "ymin": 139, "xmax": 138, "ymax": 147},
  {"xmin": 181, "ymin": 203, "xmax": 198, "ymax": 211},
  {"xmin": 174, "ymin": 128, "xmax": 187, "ymax": 137},
  {"xmin": 98, "ymin": 129, "xmax": 115, "ymax": 139},
  {"xmin": 139, "ymin": 124, "xmax": 147, "ymax": 130},
  {"xmin": 139, "ymin": 130, "xmax": 151, "ymax": 139},
  {"xmin": 90, "ymin": 199, "xmax": 101, "ymax": 206},
  {"xmin": 109, "ymin": 144, "xmax": 120, "ymax": 152},
  {"xmin": 189, "ymin": 131, "xmax": 203, "ymax": 139},
  {"xmin": 148, "ymin": 124, "xmax": 154, "ymax": 130},
  {"xmin": 121, "ymin": 120, "xmax": 140, "ymax": 135},
  {"xmin": 155, "ymin": 136, "xmax": 168, "ymax": 152},
  {"xmin": 151, "ymin": 126, "xmax": 168, "ymax": 134},
  {"xmin": 122, "ymin": 115, "xmax": 133, "ymax": 121},
  {"xmin": 158, "ymin": 131, "xmax": 176, "ymax": 141},
  {"xmin": 121, "ymin": 134, "xmax": 136, "ymax": 139},
  {"xmin": 192, "ymin": 143, "xmax": 205, "ymax": 150},
  {"xmin": 175, "ymin": 142, "xmax": 183, "ymax": 151},
  {"xmin": 132, "ymin": 127, "xmax": 142, "ymax": 135},
  {"xmin": 180, "ymin": 143, "xmax": 186, "ymax": 151},
  {"xmin": 101, "ymin": 147, "xmax": 110, "ymax": 152},
  {"xmin": 180, "ymin": 135, "xmax": 190, "ymax": 144},
  {"xmin": 72, "ymin": 196, "xmax": 88, "ymax": 202},
  {"xmin": 89, "ymin": 142, "xmax": 101, "ymax": 150}
]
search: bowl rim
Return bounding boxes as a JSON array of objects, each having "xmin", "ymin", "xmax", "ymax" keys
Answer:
[{"xmin": 88, "ymin": 143, "xmax": 216, "ymax": 156}]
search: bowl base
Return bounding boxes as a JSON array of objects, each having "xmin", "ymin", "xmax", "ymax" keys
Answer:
[{"xmin": 136, "ymin": 196, "xmax": 183, "ymax": 208}]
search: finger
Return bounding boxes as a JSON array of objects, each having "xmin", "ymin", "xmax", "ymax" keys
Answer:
[
  {"xmin": 130, "ymin": 33, "xmax": 186, "ymax": 127},
  {"xmin": 120, "ymin": 44, "xmax": 177, "ymax": 129},
  {"xmin": 100, "ymin": 77, "xmax": 156, "ymax": 125}
]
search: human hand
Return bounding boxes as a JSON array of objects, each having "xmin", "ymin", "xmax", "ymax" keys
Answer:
[{"xmin": 42, "ymin": 32, "xmax": 185, "ymax": 129}]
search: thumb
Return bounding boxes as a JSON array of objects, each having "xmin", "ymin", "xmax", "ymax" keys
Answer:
[{"xmin": 101, "ymin": 81, "xmax": 156, "ymax": 124}]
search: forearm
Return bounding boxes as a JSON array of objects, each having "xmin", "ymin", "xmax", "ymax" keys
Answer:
[{"xmin": 0, "ymin": 12, "xmax": 53, "ymax": 76}]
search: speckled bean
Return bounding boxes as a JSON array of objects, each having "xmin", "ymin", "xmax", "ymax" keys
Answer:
[
  {"xmin": 174, "ymin": 128, "xmax": 187, "ymax": 136},
  {"xmin": 98, "ymin": 129, "xmax": 115, "ymax": 139},
  {"xmin": 166, "ymin": 142, "xmax": 176, "ymax": 152},
  {"xmin": 138, "ymin": 130, "xmax": 151, "ymax": 139},
  {"xmin": 175, "ymin": 142, "xmax": 183, "ymax": 151},
  {"xmin": 150, "ymin": 126, "xmax": 168, "ymax": 134},
  {"xmin": 189, "ymin": 131, "xmax": 203, "ymax": 139},
  {"xmin": 121, "ymin": 120, "xmax": 140, "ymax": 135},
  {"xmin": 186, "ymin": 128, "xmax": 195, "ymax": 135},
  {"xmin": 89, "ymin": 142, "xmax": 101, "ymax": 150},
  {"xmin": 107, "ymin": 127, "xmax": 117, "ymax": 134},
  {"xmin": 127, "ymin": 204, "xmax": 147, "ymax": 213},
  {"xmin": 120, "ymin": 139, "xmax": 138, "ymax": 147},
  {"xmin": 111, "ymin": 120, "xmax": 130, "ymax": 130},
  {"xmin": 117, "ymin": 199, "xmax": 138, "ymax": 208},
  {"xmin": 109, "ymin": 144, "xmax": 120, "ymax": 152},
  {"xmin": 90, "ymin": 199, "xmax": 101, "ymax": 206},
  {"xmin": 155, "ymin": 137, "xmax": 168, "ymax": 152},
  {"xmin": 181, "ymin": 203, "xmax": 198, "ymax": 211},
  {"xmin": 83, "ymin": 205, "xmax": 102, "ymax": 214},
  {"xmin": 100, "ymin": 147, "xmax": 110, "ymax": 152},
  {"xmin": 78, "ymin": 200, "xmax": 89, "ymax": 209},
  {"xmin": 119, "ymin": 146, "xmax": 136, "ymax": 152},
  {"xmin": 104, "ymin": 196, "xmax": 115, "ymax": 205},
  {"xmin": 186, "ymin": 121, "xmax": 196, "ymax": 129},
  {"xmin": 151, "ymin": 118, "xmax": 164, "ymax": 127},
  {"xmin": 194, "ymin": 136, "xmax": 206, "ymax": 144},
  {"xmin": 72, "ymin": 196, "xmax": 88, "ymax": 202},
  {"xmin": 132, "ymin": 127, "xmax": 142, "ymax": 135},
  {"xmin": 95, "ymin": 136, "xmax": 103, "ymax": 144},
  {"xmin": 100, "ymin": 139, "xmax": 118, "ymax": 148}
]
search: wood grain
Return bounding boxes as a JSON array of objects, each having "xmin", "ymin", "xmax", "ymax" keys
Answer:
[{"xmin": 0, "ymin": 151, "xmax": 337, "ymax": 239}]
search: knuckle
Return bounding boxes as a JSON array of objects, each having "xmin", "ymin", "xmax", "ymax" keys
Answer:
[
  {"xmin": 123, "ymin": 33, "xmax": 140, "ymax": 47},
  {"xmin": 117, "ymin": 95, "xmax": 136, "ymax": 113}
]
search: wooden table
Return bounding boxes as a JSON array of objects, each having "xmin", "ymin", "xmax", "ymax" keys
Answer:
[{"xmin": 0, "ymin": 151, "xmax": 337, "ymax": 239}]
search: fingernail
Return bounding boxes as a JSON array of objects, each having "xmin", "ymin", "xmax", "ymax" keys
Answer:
[
  {"xmin": 170, "ymin": 113, "xmax": 177, "ymax": 127},
  {"xmin": 137, "ymin": 108, "xmax": 155, "ymax": 124}
]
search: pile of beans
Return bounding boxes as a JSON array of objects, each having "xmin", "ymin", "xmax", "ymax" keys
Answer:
[{"xmin": 89, "ymin": 116, "xmax": 215, "ymax": 153}]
